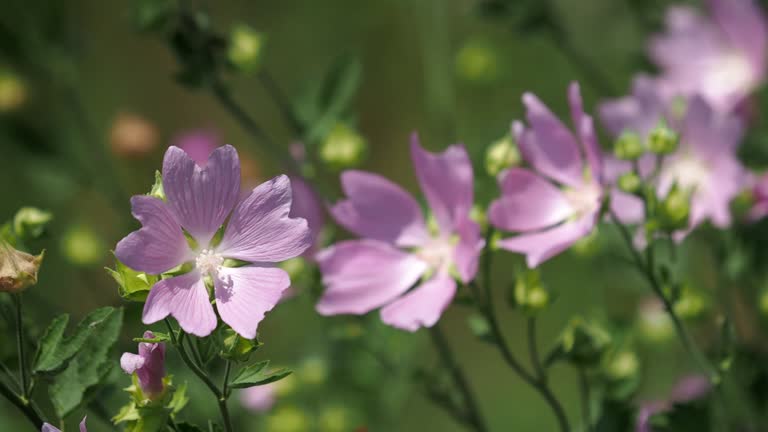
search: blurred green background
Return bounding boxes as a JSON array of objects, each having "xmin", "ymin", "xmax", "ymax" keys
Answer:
[{"xmin": 0, "ymin": 0, "xmax": 744, "ymax": 430}]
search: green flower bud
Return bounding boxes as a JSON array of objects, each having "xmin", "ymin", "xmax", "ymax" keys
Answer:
[
  {"xmin": 0, "ymin": 241, "xmax": 43, "ymax": 293},
  {"xmin": 220, "ymin": 328, "xmax": 261, "ymax": 362},
  {"xmin": 659, "ymin": 185, "xmax": 691, "ymax": 231},
  {"xmin": 455, "ymin": 38, "xmax": 499, "ymax": 83},
  {"xmin": 617, "ymin": 172, "xmax": 642, "ymax": 194},
  {"xmin": 648, "ymin": 122, "xmax": 679, "ymax": 155},
  {"xmin": 60, "ymin": 225, "xmax": 104, "ymax": 266},
  {"xmin": 13, "ymin": 207, "xmax": 52, "ymax": 240},
  {"xmin": 318, "ymin": 123, "xmax": 367, "ymax": 171},
  {"xmin": 512, "ymin": 270, "xmax": 550, "ymax": 315},
  {"xmin": 603, "ymin": 350, "xmax": 639, "ymax": 381},
  {"xmin": 485, "ymin": 135, "xmax": 520, "ymax": 176},
  {"xmin": 227, "ymin": 24, "xmax": 265, "ymax": 73},
  {"xmin": 673, "ymin": 287, "xmax": 708, "ymax": 320},
  {"xmin": 637, "ymin": 298, "xmax": 674, "ymax": 343},
  {"xmin": 559, "ymin": 317, "xmax": 612, "ymax": 367},
  {"xmin": 0, "ymin": 70, "xmax": 26, "ymax": 112},
  {"xmin": 614, "ymin": 131, "xmax": 645, "ymax": 161}
]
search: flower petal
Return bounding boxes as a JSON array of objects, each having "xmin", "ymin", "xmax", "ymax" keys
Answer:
[
  {"xmin": 330, "ymin": 170, "xmax": 428, "ymax": 247},
  {"xmin": 453, "ymin": 218, "xmax": 484, "ymax": 283},
  {"xmin": 497, "ymin": 213, "xmax": 597, "ymax": 268},
  {"xmin": 488, "ymin": 169, "xmax": 573, "ymax": 232},
  {"xmin": 410, "ymin": 134, "xmax": 474, "ymax": 233},
  {"xmin": 115, "ymin": 195, "xmax": 193, "ymax": 274},
  {"xmin": 218, "ymin": 175, "xmax": 312, "ymax": 263},
  {"xmin": 163, "ymin": 145, "xmax": 241, "ymax": 247},
  {"xmin": 80, "ymin": 418, "xmax": 87, "ymax": 432},
  {"xmin": 380, "ymin": 274, "xmax": 457, "ymax": 332},
  {"xmin": 120, "ymin": 352, "xmax": 145, "ymax": 374},
  {"xmin": 42, "ymin": 424, "xmax": 62, "ymax": 432},
  {"xmin": 520, "ymin": 92, "xmax": 584, "ymax": 187},
  {"xmin": 315, "ymin": 240, "xmax": 428, "ymax": 315},
  {"xmin": 682, "ymin": 96, "xmax": 743, "ymax": 156},
  {"xmin": 142, "ymin": 271, "xmax": 217, "ymax": 337},
  {"xmin": 289, "ymin": 175, "xmax": 325, "ymax": 256},
  {"xmin": 568, "ymin": 82, "xmax": 603, "ymax": 180},
  {"xmin": 214, "ymin": 266, "xmax": 290, "ymax": 339},
  {"xmin": 709, "ymin": 0, "xmax": 767, "ymax": 75}
]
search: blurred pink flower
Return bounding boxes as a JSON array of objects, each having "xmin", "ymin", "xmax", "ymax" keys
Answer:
[
  {"xmin": 240, "ymin": 384, "xmax": 277, "ymax": 413},
  {"xmin": 42, "ymin": 417, "xmax": 87, "ymax": 432},
  {"xmin": 649, "ymin": 0, "xmax": 768, "ymax": 113},
  {"xmin": 636, "ymin": 375, "xmax": 712, "ymax": 432},
  {"xmin": 173, "ymin": 130, "xmax": 220, "ymax": 166},
  {"xmin": 489, "ymin": 82, "xmax": 604, "ymax": 267},
  {"xmin": 120, "ymin": 330, "xmax": 166, "ymax": 398},
  {"xmin": 116, "ymin": 145, "xmax": 311, "ymax": 338},
  {"xmin": 316, "ymin": 134, "xmax": 483, "ymax": 331}
]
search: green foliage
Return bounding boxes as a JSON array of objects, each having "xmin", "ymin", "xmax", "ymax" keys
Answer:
[
  {"xmin": 229, "ymin": 360, "xmax": 292, "ymax": 389},
  {"xmin": 106, "ymin": 254, "xmax": 158, "ymax": 302},
  {"xmin": 48, "ymin": 307, "xmax": 124, "ymax": 418},
  {"xmin": 220, "ymin": 329, "xmax": 261, "ymax": 362}
]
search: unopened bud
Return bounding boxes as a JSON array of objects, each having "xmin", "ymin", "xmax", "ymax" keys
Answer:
[
  {"xmin": 637, "ymin": 298, "xmax": 674, "ymax": 343},
  {"xmin": 0, "ymin": 71, "xmax": 26, "ymax": 112},
  {"xmin": 617, "ymin": 172, "xmax": 641, "ymax": 194},
  {"xmin": 228, "ymin": 24, "xmax": 264, "ymax": 73},
  {"xmin": 614, "ymin": 131, "xmax": 644, "ymax": 161},
  {"xmin": 13, "ymin": 207, "xmax": 52, "ymax": 240},
  {"xmin": 485, "ymin": 135, "xmax": 520, "ymax": 176},
  {"xmin": 648, "ymin": 122, "xmax": 679, "ymax": 155},
  {"xmin": 559, "ymin": 317, "xmax": 612, "ymax": 366},
  {"xmin": 60, "ymin": 225, "xmax": 104, "ymax": 266},
  {"xmin": 673, "ymin": 287, "xmax": 708, "ymax": 320},
  {"xmin": 603, "ymin": 350, "xmax": 639, "ymax": 381},
  {"xmin": 659, "ymin": 185, "xmax": 691, "ymax": 231},
  {"xmin": 318, "ymin": 123, "xmax": 367, "ymax": 171},
  {"xmin": 0, "ymin": 241, "xmax": 43, "ymax": 293},
  {"xmin": 455, "ymin": 38, "xmax": 499, "ymax": 83},
  {"xmin": 512, "ymin": 270, "xmax": 550, "ymax": 314}
]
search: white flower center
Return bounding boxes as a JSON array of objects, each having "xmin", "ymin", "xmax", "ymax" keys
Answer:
[
  {"xmin": 563, "ymin": 182, "xmax": 602, "ymax": 218},
  {"xmin": 195, "ymin": 249, "xmax": 223, "ymax": 275},
  {"xmin": 666, "ymin": 155, "xmax": 709, "ymax": 190},
  {"xmin": 702, "ymin": 52, "xmax": 754, "ymax": 100},
  {"xmin": 416, "ymin": 236, "xmax": 456, "ymax": 273}
]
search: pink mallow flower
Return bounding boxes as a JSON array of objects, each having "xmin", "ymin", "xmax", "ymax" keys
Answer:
[
  {"xmin": 636, "ymin": 375, "xmax": 711, "ymax": 432},
  {"xmin": 315, "ymin": 134, "xmax": 484, "ymax": 332},
  {"xmin": 649, "ymin": 0, "xmax": 767, "ymax": 113},
  {"xmin": 488, "ymin": 83, "xmax": 604, "ymax": 268},
  {"xmin": 42, "ymin": 418, "xmax": 87, "ymax": 432},
  {"xmin": 116, "ymin": 145, "xmax": 312, "ymax": 338},
  {"xmin": 120, "ymin": 331, "xmax": 166, "ymax": 398},
  {"xmin": 240, "ymin": 384, "xmax": 277, "ymax": 413},
  {"xmin": 601, "ymin": 78, "xmax": 748, "ymax": 234}
]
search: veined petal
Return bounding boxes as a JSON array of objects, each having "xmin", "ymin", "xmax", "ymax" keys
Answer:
[
  {"xmin": 520, "ymin": 92, "xmax": 584, "ymax": 187},
  {"xmin": 380, "ymin": 274, "xmax": 457, "ymax": 332},
  {"xmin": 497, "ymin": 213, "xmax": 597, "ymax": 268},
  {"xmin": 163, "ymin": 145, "xmax": 241, "ymax": 247},
  {"xmin": 568, "ymin": 82, "xmax": 603, "ymax": 180},
  {"xmin": 410, "ymin": 134, "xmax": 474, "ymax": 234},
  {"xmin": 453, "ymin": 218, "xmax": 484, "ymax": 284},
  {"xmin": 315, "ymin": 240, "xmax": 428, "ymax": 315},
  {"xmin": 116, "ymin": 195, "xmax": 193, "ymax": 274},
  {"xmin": 330, "ymin": 170, "xmax": 428, "ymax": 247},
  {"xmin": 218, "ymin": 175, "xmax": 312, "ymax": 263},
  {"xmin": 120, "ymin": 353, "xmax": 145, "ymax": 374},
  {"xmin": 142, "ymin": 271, "xmax": 217, "ymax": 337},
  {"xmin": 214, "ymin": 266, "xmax": 290, "ymax": 339},
  {"xmin": 488, "ymin": 169, "xmax": 573, "ymax": 232},
  {"xmin": 710, "ymin": 0, "xmax": 767, "ymax": 75}
]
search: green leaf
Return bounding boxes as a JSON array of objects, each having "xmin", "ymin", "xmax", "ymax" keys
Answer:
[
  {"xmin": 49, "ymin": 307, "xmax": 124, "ymax": 418},
  {"xmin": 107, "ymin": 255, "xmax": 158, "ymax": 302},
  {"xmin": 34, "ymin": 307, "xmax": 119, "ymax": 375},
  {"xmin": 133, "ymin": 332, "xmax": 171, "ymax": 343},
  {"xmin": 168, "ymin": 381, "xmax": 189, "ymax": 415},
  {"xmin": 229, "ymin": 360, "xmax": 292, "ymax": 389}
]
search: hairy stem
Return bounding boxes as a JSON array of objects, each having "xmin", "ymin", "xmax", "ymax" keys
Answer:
[{"xmin": 428, "ymin": 324, "xmax": 489, "ymax": 432}]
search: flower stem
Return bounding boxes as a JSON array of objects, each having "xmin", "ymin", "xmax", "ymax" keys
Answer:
[
  {"xmin": 608, "ymin": 210, "xmax": 718, "ymax": 381},
  {"xmin": 577, "ymin": 368, "xmax": 593, "ymax": 432},
  {"xmin": 164, "ymin": 319, "xmax": 233, "ymax": 432},
  {"xmin": 12, "ymin": 294, "xmax": 29, "ymax": 399},
  {"xmin": 476, "ymin": 231, "xmax": 571, "ymax": 432},
  {"xmin": 0, "ymin": 377, "xmax": 44, "ymax": 429},
  {"xmin": 428, "ymin": 324, "xmax": 489, "ymax": 432}
]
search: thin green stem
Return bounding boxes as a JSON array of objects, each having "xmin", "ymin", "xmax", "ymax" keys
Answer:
[
  {"xmin": 527, "ymin": 317, "xmax": 545, "ymax": 381},
  {"xmin": 222, "ymin": 360, "xmax": 232, "ymax": 399},
  {"xmin": 608, "ymin": 210, "xmax": 717, "ymax": 380},
  {"xmin": 163, "ymin": 319, "xmax": 233, "ymax": 432},
  {"xmin": 476, "ymin": 231, "xmax": 571, "ymax": 432},
  {"xmin": 428, "ymin": 324, "xmax": 489, "ymax": 432},
  {"xmin": 0, "ymin": 360, "xmax": 21, "ymax": 394},
  {"xmin": 12, "ymin": 294, "xmax": 29, "ymax": 398},
  {"xmin": 578, "ymin": 368, "xmax": 593, "ymax": 432},
  {"xmin": 0, "ymin": 377, "xmax": 43, "ymax": 429}
]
